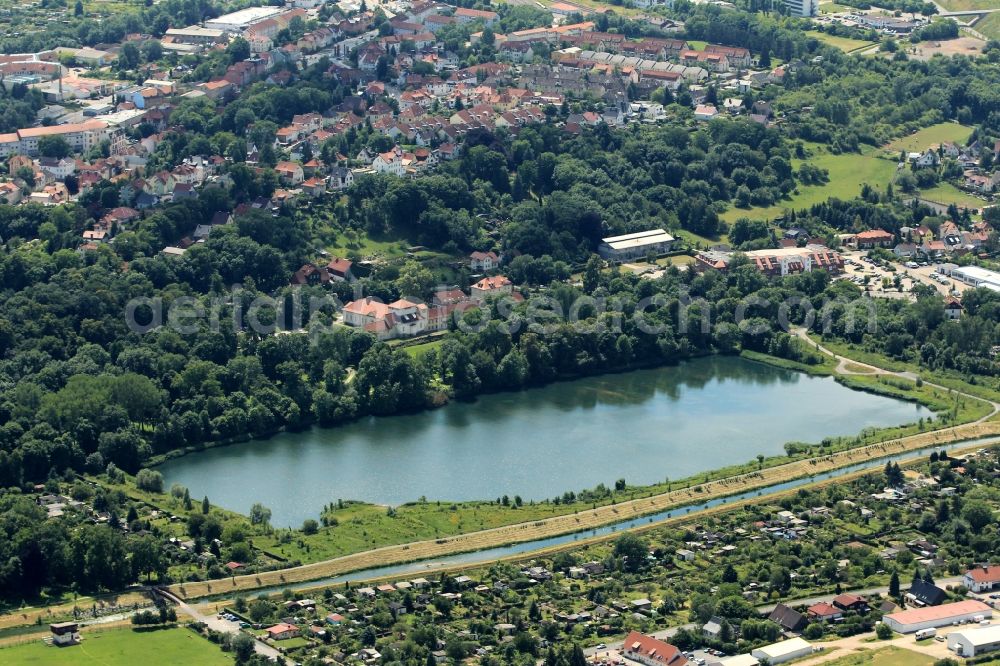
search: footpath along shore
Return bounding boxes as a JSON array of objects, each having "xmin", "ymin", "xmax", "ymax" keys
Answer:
[{"xmin": 163, "ymin": 419, "xmax": 1000, "ymax": 600}]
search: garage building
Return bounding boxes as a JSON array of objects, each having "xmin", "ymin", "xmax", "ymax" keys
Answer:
[
  {"xmin": 750, "ymin": 637, "xmax": 812, "ymax": 665},
  {"xmin": 882, "ymin": 600, "xmax": 992, "ymax": 634},
  {"xmin": 948, "ymin": 624, "xmax": 1000, "ymax": 657}
]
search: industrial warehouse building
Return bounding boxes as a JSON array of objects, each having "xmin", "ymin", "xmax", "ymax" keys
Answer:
[
  {"xmin": 941, "ymin": 265, "xmax": 1000, "ymax": 292},
  {"xmin": 750, "ymin": 637, "xmax": 812, "ymax": 665},
  {"xmin": 882, "ymin": 600, "xmax": 992, "ymax": 634},
  {"xmin": 597, "ymin": 229, "xmax": 675, "ymax": 261},
  {"xmin": 948, "ymin": 624, "xmax": 1000, "ymax": 657},
  {"xmin": 708, "ymin": 655, "xmax": 760, "ymax": 666}
]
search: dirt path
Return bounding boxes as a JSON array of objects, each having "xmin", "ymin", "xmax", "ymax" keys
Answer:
[{"xmin": 794, "ymin": 329, "xmax": 1000, "ymax": 422}]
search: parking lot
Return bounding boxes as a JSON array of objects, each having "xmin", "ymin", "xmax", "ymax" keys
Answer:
[{"xmin": 838, "ymin": 250, "xmax": 964, "ymax": 300}]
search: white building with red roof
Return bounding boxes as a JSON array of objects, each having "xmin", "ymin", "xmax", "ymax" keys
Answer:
[
  {"xmin": 965, "ymin": 565, "xmax": 1000, "ymax": 593},
  {"xmin": 343, "ymin": 297, "xmax": 429, "ymax": 339}
]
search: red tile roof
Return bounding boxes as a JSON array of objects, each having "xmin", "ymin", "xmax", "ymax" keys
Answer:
[{"xmin": 622, "ymin": 631, "xmax": 687, "ymax": 665}]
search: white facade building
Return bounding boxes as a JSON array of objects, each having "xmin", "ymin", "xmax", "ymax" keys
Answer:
[
  {"xmin": 784, "ymin": 0, "xmax": 818, "ymax": 16},
  {"xmin": 751, "ymin": 638, "xmax": 812, "ymax": 665},
  {"xmin": 948, "ymin": 624, "xmax": 1000, "ymax": 658}
]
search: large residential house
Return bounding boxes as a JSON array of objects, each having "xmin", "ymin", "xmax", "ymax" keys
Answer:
[
  {"xmin": 373, "ymin": 149, "xmax": 405, "ymax": 176},
  {"xmin": 469, "ymin": 250, "xmax": 500, "ymax": 271},
  {"xmin": 854, "ymin": 229, "xmax": 894, "ymax": 249},
  {"xmin": 343, "ymin": 297, "xmax": 433, "ymax": 339},
  {"xmin": 470, "ymin": 275, "xmax": 513, "ymax": 302}
]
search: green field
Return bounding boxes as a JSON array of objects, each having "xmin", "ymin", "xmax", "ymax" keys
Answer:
[
  {"xmin": 975, "ymin": 12, "xmax": 1000, "ymax": 40},
  {"xmin": 884, "ymin": 122, "xmax": 974, "ymax": 153},
  {"xmin": 918, "ymin": 182, "xmax": 986, "ymax": 209},
  {"xmin": 939, "ymin": 0, "xmax": 1000, "ymax": 10},
  {"xmin": 400, "ymin": 338, "xmax": 445, "ymax": 358},
  {"xmin": 806, "ymin": 30, "xmax": 876, "ymax": 52},
  {"xmin": 686, "ymin": 40, "xmax": 708, "ymax": 50},
  {"xmin": 0, "ymin": 627, "xmax": 229, "ymax": 666},
  {"xmin": 325, "ymin": 231, "xmax": 409, "ymax": 259},
  {"xmin": 722, "ymin": 145, "xmax": 895, "ymax": 223},
  {"xmin": 819, "ymin": 1, "xmax": 857, "ymax": 12},
  {"xmin": 822, "ymin": 646, "xmax": 936, "ymax": 666}
]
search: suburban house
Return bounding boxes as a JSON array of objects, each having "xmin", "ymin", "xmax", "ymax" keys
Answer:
[
  {"xmin": 621, "ymin": 631, "xmax": 688, "ymax": 666},
  {"xmin": 275, "ymin": 161, "xmax": 304, "ymax": 185},
  {"xmin": 469, "ymin": 250, "xmax": 500, "ymax": 271},
  {"xmin": 470, "ymin": 275, "xmax": 513, "ymax": 302},
  {"xmin": 945, "ymin": 298, "xmax": 963, "ymax": 320},
  {"xmin": 326, "ymin": 257, "xmax": 355, "ymax": 282},
  {"xmin": 702, "ymin": 616, "xmax": 726, "ymax": 639},
  {"xmin": 965, "ymin": 565, "xmax": 1000, "ymax": 593},
  {"xmin": 907, "ymin": 580, "xmax": 947, "ymax": 606},
  {"xmin": 291, "ymin": 263, "xmax": 332, "ymax": 286},
  {"xmin": 854, "ymin": 229, "xmax": 894, "ymax": 249},
  {"xmin": 266, "ymin": 623, "xmax": 299, "ymax": 640},
  {"xmin": 833, "ymin": 593, "xmax": 869, "ymax": 613},
  {"xmin": 694, "ymin": 104, "xmax": 719, "ymax": 121},
  {"xmin": 330, "ymin": 166, "xmax": 354, "ymax": 190},
  {"xmin": 807, "ymin": 602, "xmax": 843, "ymax": 623},
  {"xmin": 768, "ymin": 603, "xmax": 807, "ymax": 632}
]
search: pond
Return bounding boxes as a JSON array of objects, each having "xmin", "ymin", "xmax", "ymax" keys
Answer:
[{"xmin": 159, "ymin": 356, "xmax": 927, "ymax": 526}]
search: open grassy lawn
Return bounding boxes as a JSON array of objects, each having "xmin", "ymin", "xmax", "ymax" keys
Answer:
[
  {"xmin": 0, "ymin": 627, "xmax": 229, "ymax": 666},
  {"xmin": 686, "ymin": 40, "xmax": 708, "ymax": 50},
  {"xmin": 722, "ymin": 145, "xmax": 895, "ymax": 223},
  {"xmin": 821, "ymin": 646, "xmax": 936, "ymax": 666},
  {"xmin": 884, "ymin": 122, "xmax": 974, "ymax": 153},
  {"xmin": 918, "ymin": 182, "xmax": 987, "ymax": 209},
  {"xmin": 673, "ymin": 228, "xmax": 728, "ymax": 248},
  {"xmin": 939, "ymin": 0, "xmax": 1000, "ymax": 10},
  {"xmin": 975, "ymin": 12, "xmax": 1000, "ymax": 40},
  {"xmin": 400, "ymin": 338, "xmax": 445, "ymax": 358},
  {"xmin": 819, "ymin": 1, "xmax": 857, "ymax": 12},
  {"xmin": 806, "ymin": 30, "xmax": 876, "ymax": 52},
  {"xmin": 325, "ymin": 231, "xmax": 409, "ymax": 259}
]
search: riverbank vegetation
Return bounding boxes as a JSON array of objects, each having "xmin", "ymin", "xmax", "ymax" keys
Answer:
[{"xmin": 98, "ymin": 444, "xmax": 1000, "ymax": 666}]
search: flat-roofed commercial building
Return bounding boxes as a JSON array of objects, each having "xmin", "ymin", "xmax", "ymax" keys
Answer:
[
  {"xmin": 597, "ymin": 229, "xmax": 675, "ymax": 261},
  {"xmin": 0, "ymin": 120, "xmax": 112, "ymax": 157},
  {"xmin": 164, "ymin": 27, "xmax": 226, "ymax": 45},
  {"xmin": 949, "ymin": 266, "xmax": 1000, "ymax": 292},
  {"xmin": 205, "ymin": 7, "xmax": 285, "ymax": 32},
  {"xmin": 750, "ymin": 637, "xmax": 812, "ymax": 665},
  {"xmin": 882, "ymin": 600, "xmax": 992, "ymax": 634}
]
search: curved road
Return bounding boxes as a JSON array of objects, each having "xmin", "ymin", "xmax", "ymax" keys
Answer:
[{"xmin": 792, "ymin": 328, "xmax": 1000, "ymax": 422}]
